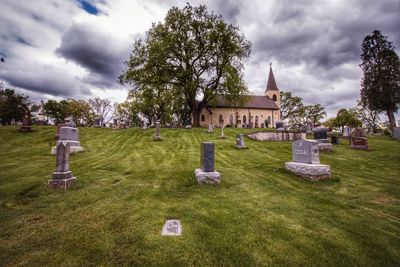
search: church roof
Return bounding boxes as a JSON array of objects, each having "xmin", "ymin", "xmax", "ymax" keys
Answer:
[
  {"xmin": 265, "ymin": 65, "xmax": 279, "ymax": 93},
  {"xmin": 208, "ymin": 95, "xmax": 279, "ymax": 110}
]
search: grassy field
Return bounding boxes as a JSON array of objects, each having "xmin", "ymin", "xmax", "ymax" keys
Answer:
[{"xmin": 0, "ymin": 125, "xmax": 399, "ymax": 266}]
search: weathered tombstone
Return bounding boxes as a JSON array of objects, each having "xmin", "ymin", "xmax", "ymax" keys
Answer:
[
  {"xmin": 153, "ymin": 120, "xmax": 161, "ymax": 141},
  {"xmin": 19, "ymin": 112, "xmax": 32, "ymax": 132},
  {"xmin": 236, "ymin": 134, "xmax": 247, "ymax": 149},
  {"xmin": 52, "ymin": 126, "xmax": 84, "ymax": 154},
  {"xmin": 64, "ymin": 117, "xmax": 76, "ymax": 127},
  {"xmin": 194, "ymin": 142, "xmax": 221, "ymax": 184},
  {"xmin": 285, "ymin": 139, "xmax": 331, "ymax": 181},
  {"xmin": 208, "ymin": 124, "xmax": 214, "ymax": 133},
  {"xmin": 220, "ymin": 126, "xmax": 225, "ymax": 139},
  {"xmin": 393, "ymin": 127, "xmax": 400, "ymax": 139},
  {"xmin": 161, "ymin": 219, "xmax": 182, "ymax": 236},
  {"xmin": 350, "ymin": 128, "xmax": 368, "ymax": 150},
  {"xmin": 48, "ymin": 142, "xmax": 76, "ymax": 189},
  {"xmin": 331, "ymin": 135, "xmax": 339, "ymax": 145},
  {"xmin": 313, "ymin": 128, "xmax": 332, "ymax": 151}
]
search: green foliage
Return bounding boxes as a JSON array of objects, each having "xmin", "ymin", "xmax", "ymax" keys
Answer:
[
  {"xmin": 349, "ymin": 100, "xmax": 381, "ymax": 134},
  {"xmin": 119, "ymin": 3, "xmax": 251, "ymax": 126},
  {"xmin": 360, "ymin": 30, "xmax": 400, "ymax": 130},
  {"xmin": 67, "ymin": 99, "xmax": 94, "ymax": 126},
  {"xmin": 43, "ymin": 99, "xmax": 70, "ymax": 124},
  {"xmin": 331, "ymin": 108, "xmax": 362, "ymax": 132},
  {"xmin": 0, "ymin": 88, "xmax": 36, "ymax": 125},
  {"xmin": 0, "ymin": 126, "xmax": 400, "ymax": 265},
  {"xmin": 298, "ymin": 104, "xmax": 327, "ymax": 128},
  {"xmin": 88, "ymin": 97, "xmax": 113, "ymax": 125},
  {"xmin": 280, "ymin": 91, "xmax": 303, "ymax": 122}
]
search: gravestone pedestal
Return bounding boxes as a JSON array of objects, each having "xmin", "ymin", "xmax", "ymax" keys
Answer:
[
  {"xmin": 195, "ymin": 142, "xmax": 221, "ymax": 184},
  {"xmin": 236, "ymin": 134, "xmax": 247, "ymax": 149},
  {"xmin": 350, "ymin": 128, "xmax": 368, "ymax": 150},
  {"xmin": 48, "ymin": 142, "xmax": 76, "ymax": 189},
  {"xmin": 285, "ymin": 139, "xmax": 331, "ymax": 181}
]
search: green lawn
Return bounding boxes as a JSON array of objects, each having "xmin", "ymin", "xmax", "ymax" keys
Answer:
[{"xmin": 0, "ymin": 126, "xmax": 399, "ymax": 266}]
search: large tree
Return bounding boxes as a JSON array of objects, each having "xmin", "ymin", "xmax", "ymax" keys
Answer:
[
  {"xmin": 280, "ymin": 91, "xmax": 304, "ymax": 125},
  {"xmin": 0, "ymin": 88, "xmax": 36, "ymax": 125},
  {"xmin": 89, "ymin": 97, "xmax": 113, "ymax": 126},
  {"xmin": 349, "ymin": 100, "xmax": 380, "ymax": 134},
  {"xmin": 300, "ymin": 104, "xmax": 327, "ymax": 128},
  {"xmin": 360, "ymin": 30, "xmax": 400, "ymax": 132},
  {"xmin": 43, "ymin": 99, "xmax": 69, "ymax": 124},
  {"xmin": 119, "ymin": 4, "xmax": 251, "ymax": 126}
]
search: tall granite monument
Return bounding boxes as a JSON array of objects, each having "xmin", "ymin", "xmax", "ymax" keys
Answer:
[
  {"xmin": 285, "ymin": 139, "xmax": 331, "ymax": 181},
  {"xmin": 48, "ymin": 142, "xmax": 76, "ymax": 189},
  {"xmin": 194, "ymin": 142, "xmax": 221, "ymax": 184},
  {"xmin": 19, "ymin": 112, "xmax": 32, "ymax": 132}
]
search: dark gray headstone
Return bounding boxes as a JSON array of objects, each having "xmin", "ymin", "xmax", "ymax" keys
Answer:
[
  {"xmin": 200, "ymin": 142, "xmax": 214, "ymax": 172},
  {"xmin": 292, "ymin": 139, "xmax": 320, "ymax": 164},
  {"xmin": 155, "ymin": 121, "xmax": 160, "ymax": 137},
  {"xmin": 236, "ymin": 134, "xmax": 245, "ymax": 147},
  {"xmin": 314, "ymin": 128, "xmax": 328, "ymax": 140},
  {"xmin": 331, "ymin": 135, "xmax": 339, "ymax": 144}
]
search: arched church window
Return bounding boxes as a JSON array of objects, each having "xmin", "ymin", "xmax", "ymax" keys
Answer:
[
  {"xmin": 255, "ymin": 115, "xmax": 259, "ymax": 123},
  {"xmin": 219, "ymin": 114, "xmax": 223, "ymax": 124},
  {"xmin": 243, "ymin": 115, "xmax": 246, "ymax": 124},
  {"xmin": 201, "ymin": 114, "xmax": 205, "ymax": 122},
  {"xmin": 273, "ymin": 94, "xmax": 277, "ymax": 101},
  {"xmin": 229, "ymin": 115, "xmax": 233, "ymax": 124}
]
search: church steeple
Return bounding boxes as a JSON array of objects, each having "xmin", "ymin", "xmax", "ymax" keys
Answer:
[{"xmin": 265, "ymin": 62, "xmax": 279, "ymax": 93}]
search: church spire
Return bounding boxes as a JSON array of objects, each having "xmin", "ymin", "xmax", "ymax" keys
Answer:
[{"xmin": 265, "ymin": 63, "xmax": 279, "ymax": 94}]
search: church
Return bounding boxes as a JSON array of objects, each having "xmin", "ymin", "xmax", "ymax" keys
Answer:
[{"xmin": 199, "ymin": 65, "xmax": 281, "ymax": 128}]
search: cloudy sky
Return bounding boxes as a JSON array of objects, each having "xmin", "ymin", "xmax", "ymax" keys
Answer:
[{"xmin": 1, "ymin": 0, "xmax": 399, "ymax": 118}]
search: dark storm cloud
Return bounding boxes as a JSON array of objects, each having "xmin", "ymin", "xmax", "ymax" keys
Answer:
[
  {"xmin": 56, "ymin": 23, "xmax": 131, "ymax": 88},
  {"xmin": 1, "ymin": 62, "xmax": 90, "ymax": 97}
]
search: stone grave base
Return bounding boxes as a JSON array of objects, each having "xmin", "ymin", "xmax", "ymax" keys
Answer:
[
  {"xmin": 236, "ymin": 145, "xmax": 247, "ymax": 149},
  {"xmin": 19, "ymin": 126, "xmax": 32, "ymax": 132},
  {"xmin": 285, "ymin": 162, "xmax": 331, "ymax": 181},
  {"xmin": 195, "ymin": 168, "xmax": 221, "ymax": 184},
  {"xmin": 185, "ymin": 125, "xmax": 192, "ymax": 129},
  {"xmin": 318, "ymin": 143, "xmax": 333, "ymax": 152},
  {"xmin": 48, "ymin": 175, "xmax": 76, "ymax": 189},
  {"xmin": 350, "ymin": 145, "xmax": 368, "ymax": 150},
  {"xmin": 52, "ymin": 145, "xmax": 83, "ymax": 155},
  {"xmin": 153, "ymin": 136, "xmax": 161, "ymax": 141},
  {"xmin": 220, "ymin": 136, "xmax": 226, "ymax": 139}
]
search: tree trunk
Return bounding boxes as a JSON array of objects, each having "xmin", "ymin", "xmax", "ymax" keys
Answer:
[
  {"xmin": 387, "ymin": 108, "xmax": 397, "ymax": 133},
  {"xmin": 192, "ymin": 107, "xmax": 201, "ymax": 127}
]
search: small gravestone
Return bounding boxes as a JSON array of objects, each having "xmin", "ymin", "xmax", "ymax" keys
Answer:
[
  {"xmin": 161, "ymin": 219, "xmax": 182, "ymax": 236},
  {"xmin": 208, "ymin": 124, "xmax": 214, "ymax": 133},
  {"xmin": 350, "ymin": 128, "xmax": 368, "ymax": 150},
  {"xmin": 48, "ymin": 142, "xmax": 76, "ymax": 189},
  {"xmin": 285, "ymin": 139, "xmax": 331, "ymax": 181},
  {"xmin": 393, "ymin": 127, "xmax": 400, "ymax": 139},
  {"xmin": 314, "ymin": 128, "xmax": 332, "ymax": 151},
  {"xmin": 195, "ymin": 142, "xmax": 221, "ymax": 184},
  {"xmin": 52, "ymin": 125, "xmax": 84, "ymax": 155},
  {"xmin": 331, "ymin": 135, "xmax": 339, "ymax": 145},
  {"xmin": 275, "ymin": 121, "xmax": 284, "ymax": 129},
  {"xmin": 236, "ymin": 134, "xmax": 247, "ymax": 149},
  {"xmin": 19, "ymin": 112, "xmax": 32, "ymax": 132},
  {"xmin": 153, "ymin": 120, "xmax": 161, "ymax": 141},
  {"xmin": 220, "ymin": 126, "xmax": 225, "ymax": 139}
]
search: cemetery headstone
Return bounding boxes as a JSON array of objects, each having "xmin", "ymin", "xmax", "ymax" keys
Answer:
[
  {"xmin": 350, "ymin": 128, "xmax": 368, "ymax": 150},
  {"xmin": 285, "ymin": 139, "xmax": 331, "ymax": 181},
  {"xmin": 194, "ymin": 142, "xmax": 221, "ymax": 184},
  {"xmin": 313, "ymin": 128, "xmax": 332, "ymax": 151},
  {"xmin": 220, "ymin": 126, "xmax": 225, "ymax": 139},
  {"xmin": 19, "ymin": 112, "xmax": 32, "ymax": 132},
  {"xmin": 48, "ymin": 142, "xmax": 76, "ymax": 189},
  {"xmin": 208, "ymin": 124, "xmax": 214, "ymax": 133},
  {"xmin": 161, "ymin": 219, "xmax": 182, "ymax": 236},
  {"xmin": 153, "ymin": 120, "xmax": 161, "ymax": 141},
  {"xmin": 52, "ymin": 126, "xmax": 84, "ymax": 154},
  {"xmin": 393, "ymin": 127, "xmax": 400, "ymax": 139},
  {"xmin": 275, "ymin": 121, "xmax": 284, "ymax": 129},
  {"xmin": 343, "ymin": 126, "xmax": 352, "ymax": 139},
  {"xmin": 331, "ymin": 135, "xmax": 339, "ymax": 145},
  {"xmin": 236, "ymin": 134, "xmax": 247, "ymax": 149}
]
